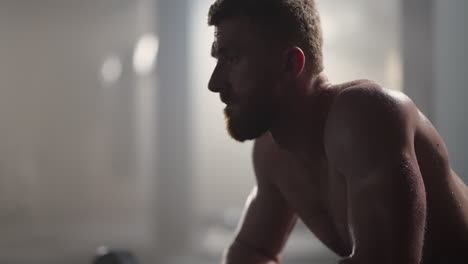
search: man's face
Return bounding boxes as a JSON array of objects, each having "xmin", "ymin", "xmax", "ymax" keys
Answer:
[{"xmin": 208, "ymin": 17, "xmax": 283, "ymax": 142}]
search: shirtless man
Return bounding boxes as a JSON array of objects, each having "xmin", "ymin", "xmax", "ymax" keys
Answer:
[{"xmin": 207, "ymin": 0, "xmax": 468, "ymax": 263}]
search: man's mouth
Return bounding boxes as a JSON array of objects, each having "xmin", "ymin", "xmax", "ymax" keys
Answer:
[{"xmin": 220, "ymin": 94, "xmax": 234, "ymax": 105}]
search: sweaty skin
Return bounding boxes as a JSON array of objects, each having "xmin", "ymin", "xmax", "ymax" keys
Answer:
[
  {"xmin": 209, "ymin": 17, "xmax": 468, "ymax": 264},
  {"xmin": 227, "ymin": 79, "xmax": 468, "ymax": 264}
]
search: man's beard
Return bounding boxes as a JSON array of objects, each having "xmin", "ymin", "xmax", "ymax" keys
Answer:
[{"xmin": 224, "ymin": 97, "xmax": 275, "ymax": 142}]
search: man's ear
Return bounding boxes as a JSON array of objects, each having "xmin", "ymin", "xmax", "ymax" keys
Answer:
[{"xmin": 282, "ymin": 47, "xmax": 305, "ymax": 79}]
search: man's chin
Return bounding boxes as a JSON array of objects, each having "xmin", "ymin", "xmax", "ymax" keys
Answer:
[
  {"xmin": 223, "ymin": 103, "xmax": 273, "ymax": 142},
  {"xmin": 228, "ymin": 130, "xmax": 253, "ymax": 142},
  {"xmin": 226, "ymin": 120, "xmax": 268, "ymax": 142}
]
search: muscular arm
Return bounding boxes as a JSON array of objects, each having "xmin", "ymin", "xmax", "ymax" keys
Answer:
[
  {"xmin": 223, "ymin": 134, "xmax": 298, "ymax": 264},
  {"xmin": 325, "ymin": 87, "xmax": 427, "ymax": 264}
]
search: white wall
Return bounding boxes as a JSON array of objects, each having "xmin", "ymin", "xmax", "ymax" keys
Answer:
[
  {"xmin": 434, "ymin": 0, "xmax": 468, "ymax": 182},
  {"xmin": 0, "ymin": 1, "xmax": 158, "ymax": 263}
]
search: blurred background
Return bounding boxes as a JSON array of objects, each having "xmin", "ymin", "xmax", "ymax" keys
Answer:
[{"xmin": 0, "ymin": 0, "xmax": 466, "ymax": 263}]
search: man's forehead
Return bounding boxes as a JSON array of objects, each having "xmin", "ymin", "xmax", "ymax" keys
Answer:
[
  {"xmin": 213, "ymin": 17, "xmax": 254, "ymax": 43},
  {"xmin": 211, "ymin": 17, "xmax": 277, "ymax": 57},
  {"xmin": 212, "ymin": 22, "xmax": 244, "ymax": 55},
  {"xmin": 213, "ymin": 25, "xmax": 233, "ymax": 46}
]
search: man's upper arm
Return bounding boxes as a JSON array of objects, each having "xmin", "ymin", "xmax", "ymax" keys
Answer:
[
  {"xmin": 325, "ymin": 86, "xmax": 427, "ymax": 263},
  {"xmin": 225, "ymin": 133, "xmax": 297, "ymax": 263}
]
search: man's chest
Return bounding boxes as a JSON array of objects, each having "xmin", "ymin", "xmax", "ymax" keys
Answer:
[{"xmin": 272, "ymin": 159, "xmax": 353, "ymax": 252}]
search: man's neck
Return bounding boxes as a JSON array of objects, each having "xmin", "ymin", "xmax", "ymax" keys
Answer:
[{"xmin": 269, "ymin": 73, "xmax": 335, "ymax": 157}]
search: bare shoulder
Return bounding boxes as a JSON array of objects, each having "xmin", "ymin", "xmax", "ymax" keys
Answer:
[
  {"xmin": 330, "ymin": 81, "xmax": 416, "ymax": 119},
  {"xmin": 325, "ymin": 82, "xmax": 418, "ymax": 139},
  {"xmin": 324, "ymin": 82, "xmax": 420, "ymax": 168}
]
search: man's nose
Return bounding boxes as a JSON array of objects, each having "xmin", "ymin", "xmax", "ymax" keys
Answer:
[
  {"xmin": 208, "ymin": 76, "xmax": 218, "ymax": 93},
  {"xmin": 208, "ymin": 64, "xmax": 223, "ymax": 93}
]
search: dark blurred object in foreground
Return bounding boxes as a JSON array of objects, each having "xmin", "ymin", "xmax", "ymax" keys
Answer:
[{"xmin": 92, "ymin": 247, "xmax": 140, "ymax": 264}]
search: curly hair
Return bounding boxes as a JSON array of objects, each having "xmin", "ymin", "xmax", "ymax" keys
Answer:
[{"xmin": 208, "ymin": 0, "xmax": 324, "ymax": 75}]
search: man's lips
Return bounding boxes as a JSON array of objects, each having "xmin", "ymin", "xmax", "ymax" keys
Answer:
[{"xmin": 220, "ymin": 94, "xmax": 235, "ymax": 105}]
